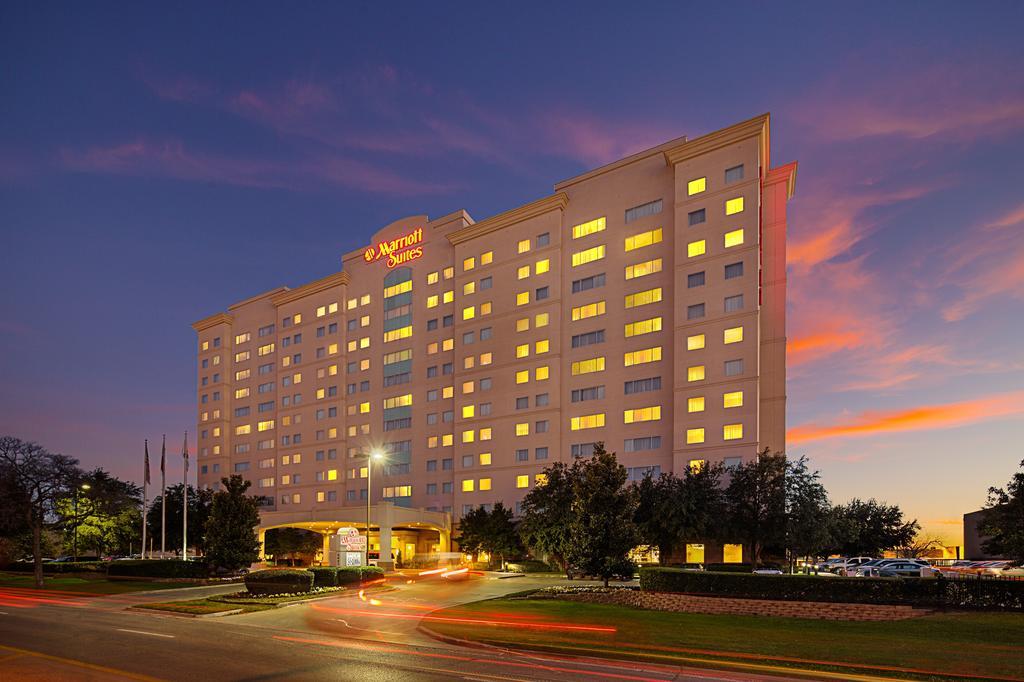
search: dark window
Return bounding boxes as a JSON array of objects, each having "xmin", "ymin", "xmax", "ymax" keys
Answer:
[
  {"xmin": 536, "ymin": 232, "xmax": 550, "ymax": 247},
  {"xmin": 427, "ymin": 318, "xmax": 438, "ymax": 331},
  {"xmin": 624, "ymin": 376, "xmax": 662, "ymax": 394},
  {"xmin": 536, "ymin": 286, "xmax": 549, "ymax": 301},
  {"xmin": 725, "ymin": 262, "xmax": 744, "ymax": 279},
  {"xmin": 571, "ymin": 329, "xmax": 605, "ymax": 348},
  {"xmin": 688, "ymin": 208, "xmax": 706, "ymax": 226},
  {"xmin": 572, "ymin": 273, "xmax": 606, "ymax": 293},
  {"xmin": 625, "ymin": 199, "xmax": 663, "ymax": 223},
  {"xmin": 724, "ymin": 294, "xmax": 744, "ymax": 313},
  {"xmin": 725, "ymin": 164, "xmax": 745, "ymax": 183},
  {"xmin": 688, "ymin": 271, "xmax": 705, "ymax": 288},
  {"xmin": 687, "ymin": 303, "xmax": 706, "ymax": 320},
  {"xmin": 571, "ymin": 385, "xmax": 605, "ymax": 402}
]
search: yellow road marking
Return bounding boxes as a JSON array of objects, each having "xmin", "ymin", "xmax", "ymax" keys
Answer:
[{"xmin": 0, "ymin": 644, "xmax": 163, "ymax": 681}]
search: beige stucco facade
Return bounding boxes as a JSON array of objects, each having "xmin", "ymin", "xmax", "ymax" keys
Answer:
[{"xmin": 192, "ymin": 113, "xmax": 797, "ymax": 562}]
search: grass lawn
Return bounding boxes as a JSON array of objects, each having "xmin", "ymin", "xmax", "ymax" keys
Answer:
[
  {"xmin": 425, "ymin": 597, "xmax": 1024, "ymax": 681},
  {"xmin": 137, "ymin": 588, "xmax": 347, "ymax": 616},
  {"xmin": 0, "ymin": 571, "xmax": 188, "ymax": 594}
]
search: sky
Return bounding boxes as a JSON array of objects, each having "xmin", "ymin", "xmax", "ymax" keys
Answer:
[{"xmin": 2, "ymin": 2, "xmax": 1023, "ymax": 546}]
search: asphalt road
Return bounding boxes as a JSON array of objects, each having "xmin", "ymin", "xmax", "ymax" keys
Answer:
[{"xmin": 0, "ymin": 574, "xmax": 807, "ymax": 681}]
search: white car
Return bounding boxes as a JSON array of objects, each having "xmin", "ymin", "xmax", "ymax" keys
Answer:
[{"xmin": 836, "ymin": 557, "xmax": 875, "ymax": 576}]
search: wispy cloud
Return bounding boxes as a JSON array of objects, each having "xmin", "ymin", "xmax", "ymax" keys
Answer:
[{"xmin": 787, "ymin": 390, "xmax": 1024, "ymax": 445}]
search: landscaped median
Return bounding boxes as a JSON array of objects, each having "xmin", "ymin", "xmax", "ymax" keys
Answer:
[{"xmin": 136, "ymin": 566, "xmax": 386, "ymax": 617}]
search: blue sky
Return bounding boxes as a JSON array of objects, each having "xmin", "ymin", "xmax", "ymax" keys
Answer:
[{"xmin": 3, "ymin": 2, "xmax": 1023, "ymax": 543}]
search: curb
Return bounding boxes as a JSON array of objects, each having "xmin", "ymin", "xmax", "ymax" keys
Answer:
[{"xmin": 495, "ymin": 573, "xmax": 526, "ymax": 580}]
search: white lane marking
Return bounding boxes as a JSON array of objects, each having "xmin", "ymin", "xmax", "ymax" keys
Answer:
[
  {"xmin": 116, "ymin": 628, "xmax": 175, "ymax": 638},
  {"xmin": 0, "ymin": 611, "xmax": 8, "ymax": 615}
]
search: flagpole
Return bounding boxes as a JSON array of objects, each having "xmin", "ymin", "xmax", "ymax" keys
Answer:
[
  {"xmin": 182, "ymin": 432, "xmax": 189, "ymax": 561},
  {"xmin": 142, "ymin": 439, "xmax": 150, "ymax": 560},
  {"xmin": 160, "ymin": 434, "xmax": 166, "ymax": 558}
]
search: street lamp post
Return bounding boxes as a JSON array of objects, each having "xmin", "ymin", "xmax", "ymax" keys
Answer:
[
  {"xmin": 73, "ymin": 483, "xmax": 91, "ymax": 561},
  {"xmin": 364, "ymin": 450, "xmax": 383, "ymax": 567}
]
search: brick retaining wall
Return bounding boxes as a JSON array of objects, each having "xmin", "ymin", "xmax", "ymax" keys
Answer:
[{"xmin": 538, "ymin": 590, "xmax": 929, "ymax": 621}]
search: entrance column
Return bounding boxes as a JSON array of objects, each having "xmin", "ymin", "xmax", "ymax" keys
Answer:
[
  {"xmin": 377, "ymin": 502, "xmax": 394, "ymax": 571},
  {"xmin": 257, "ymin": 528, "xmax": 266, "ymax": 561},
  {"xmin": 438, "ymin": 529, "xmax": 451, "ymax": 553},
  {"xmin": 321, "ymin": 532, "xmax": 332, "ymax": 566}
]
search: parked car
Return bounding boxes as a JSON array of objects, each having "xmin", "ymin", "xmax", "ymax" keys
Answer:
[
  {"xmin": 836, "ymin": 557, "xmax": 875, "ymax": 576},
  {"xmin": 877, "ymin": 561, "xmax": 935, "ymax": 578},
  {"xmin": 815, "ymin": 558, "xmax": 847, "ymax": 573},
  {"xmin": 936, "ymin": 560, "xmax": 977, "ymax": 577},
  {"xmin": 961, "ymin": 560, "xmax": 1015, "ymax": 577},
  {"xmin": 854, "ymin": 558, "xmax": 928, "ymax": 577}
]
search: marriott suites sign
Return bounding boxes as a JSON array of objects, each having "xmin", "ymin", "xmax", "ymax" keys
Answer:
[{"xmin": 363, "ymin": 228, "xmax": 424, "ymax": 268}]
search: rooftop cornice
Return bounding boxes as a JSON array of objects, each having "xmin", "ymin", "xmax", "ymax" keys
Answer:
[
  {"xmin": 447, "ymin": 193, "xmax": 569, "ymax": 245},
  {"xmin": 191, "ymin": 312, "xmax": 234, "ymax": 332},
  {"xmin": 663, "ymin": 113, "xmax": 771, "ymax": 168},
  {"xmin": 270, "ymin": 271, "xmax": 349, "ymax": 306},
  {"xmin": 226, "ymin": 287, "xmax": 289, "ymax": 311},
  {"xmin": 554, "ymin": 135, "xmax": 689, "ymax": 191},
  {"xmin": 765, "ymin": 161, "xmax": 799, "ymax": 200}
]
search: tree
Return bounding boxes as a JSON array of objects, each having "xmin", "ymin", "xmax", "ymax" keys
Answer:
[
  {"xmin": 455, "ymin": 502, "xmax": 522, "ymax": 569},
  {"xmin": 679, "ymin": 462, "xmax": 727, "ymax": 552},
  {"xmin": 519, "ymin": 461, "xmax": 577, "ymax": 571},
  {"xmin": 146, "ymin": 484, "xmax": 214, "ymax": 555},
  {"xmin": 204, "ymin": 475, "xmax": 261, "ymax": 570},
  {"xmin": 725, "ymin": 449, "xmax": 786, "ymax": 564},
  {"xmin": 634, "ymin": 472, "xmax": 684, "ymax": 563},
  {"xmin": 784, "ymin": 455, "xmax": 832, "ymax": 570},
  {"xmin": 0, "ymin": 437, "xmax": 81, "ymax": 587},
  {"xmin": 978, "ymin": 459, "xmax": 1024, "ymax": 562},
  {"xmin": 828, "ymin": 498, "xmax": 919, "ymax": 557},
  {"xmin": 55, "ymin": 469, "xmax": 141, "ymax": 557},
  {"xmin": 263, "ymin": 527, "xmax": 323, "ymax": 566},
  {"xmin": 566, "ymin": 443, "xmax": 639, "ymax": 586}
]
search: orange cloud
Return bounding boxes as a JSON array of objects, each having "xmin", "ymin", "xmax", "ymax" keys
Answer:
[{"xmin": 787, "ymin": 391, "xmax": 1024, "ymax": 445}]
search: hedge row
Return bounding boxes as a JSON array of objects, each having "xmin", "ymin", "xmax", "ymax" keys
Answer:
[
  {"xmin": 107, "ymin": 560, "xmax": 209, "ymax": 579},
  {"xmin": 4, "ymin": 561, "xmax": 108, "ymax": 574},
  {"xmin": 248, "ymin": 566, "xmax": 386, "ymax": 594},
  {"xmin": 506, "ymin": 560, "xmax": 556, "ymax": 573},
  {"xmin": 639, "ymin": 568, "xmax": 1024, "ymax": 610}
]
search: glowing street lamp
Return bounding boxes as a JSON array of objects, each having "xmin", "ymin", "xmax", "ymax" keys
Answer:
[{"xmin": 365, "ymin": 449, "xmax": 384, "ymax": 567}]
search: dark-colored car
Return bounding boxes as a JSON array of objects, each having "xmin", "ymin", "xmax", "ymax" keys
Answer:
[{"xmin": 877, "ymin": 561, "xmax": 935, "ymax": 578}]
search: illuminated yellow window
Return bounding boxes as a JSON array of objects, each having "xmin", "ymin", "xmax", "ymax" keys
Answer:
[
  {"xmin": 480, "ymin": 427, "xmax": 492, "ymax": 440},
  {"xmin": 464, "ymin": 356, "xmax": 475, "ymax": 370},
  {"xmin": 317, "ymin": 306, "xmax": 327, "ymax": 317},
  {"xmin": 443, "ymin": 266, "xmax": 454, "ymax": 280},
  {"xmin": 725, "ymin": 229, "xmax": 744, "ymax": 248},
  {"xmin": 462, "ymin": 430, "xmax": 475, "ymax": 444},
  {"xmin": 427, "ymin": 342, "xmax": 438, "ymax": 355},
  {"xmin": 516, "ymin": 370, "xmax": 529, "ymax": 384},
  {"xmin": 572, "ymin": 216, "xmax": 606, "ymax": 240},
  {"xmin": 624, "ymin": 228, "xmax": 663, "ymax": 252},
  {"xmin": 536, "ymin": 473, "xmax": 548, "ymax": 486},
  {"xmin": 480, "ymin": 352, "xmax": 492, "ymax": 365},
  {"xmin": 201, "ymin": 341, "xmax": 209, "ymax": 351},
  {"xmin": 360, "ymin": 359, "xmax": 369, "ymax": 371},
  {"xmin": 688, "ymin": 177, "xmax": 706, "ymax": 195},
  {"xmin": 687, "ymin": 334, "xmax": 705, "ymax": 350},
  {"xmin": 625, "ymin": 288, "xmax": 662, "ymax": 308},
  {"xmin": 462, "ymin": 479, "xmax": 475, "ymax": 492},
  {"xmin": 383, "ymin": 279, "xmax": 413, "ymax": 298},
  {"xmin": 347, "ymin": 298, "xmax": 358, "ymax": 310},
  {"xmin": 347, "ymin": 340, "xmax": 357, "ymax": 352},
  {"xmin": 724, "ymin": 391, "xmax": 744, "ymax": 408},
  {"xmin": 516, "ymin": 318, "xmax": 530, "ymax": 332},
  {"xmin": 257, "ymin": 420, "xmax": 275, "ymax": 432},
  {"xmin": 442, "ymin": 385, "xmax": 454, "ymax": 398},
  {"xmin": 724, "ymin": 326, "xmax": 744, "ymax": 344},
  {"xmin": 517, "ymin": 265, "xmax": 530, "ymax": 280},
  {"xmin": 316, "ymin": 388, "xmax": 326, "ymax": 400},
  {"xmin": 359, "ymin": 336, "xmax": 370, "ymax": 349},
  {"xmin": 624, "ymin": 346, "xmax": 662, "ymax": 366},
  {"xmin": 624, "ymin": 317, "xmax": 662, "ymax": 337},
  {"xmin": 689, "ymin": 459, "xmax": 706, "ymax": 474},
  {"xmin": 571, "ymin": 244, "xmax": 606, "ymax": 267},
  {"xmin": 316, "ymin": 491, "xmax": 325, "ymax": 502},
  {"xmin": 294, "ymin": 313, "xmax": 302, "ymax": 324},
  {"xmin": 329, "ymin": 302, "xmax": 339, "ymax": 314},
  {"xmin": 443, "ymin": 290, "xmax": 454, "ymax": 304},
  {"xmin": 535, "ymin": 365, "xmax": 549, "ymax": 380},
  {"xmin": 724, "ymin": 424, "xmax": 744, "ymax": 440},
  {"xmin": 463, "ymin": 281, "xmax": 476, "ymax": 296},
  {"xmin": 478, "ymin": 478, "xmax": 492, "ymax": 491},
  {"xmin": 623, "ymin": 406, "xmax": 661, "ymax": 423},
  {"xmin": 515, "ymin": 423, "xmax": 530, "ymax": 436},
  {"xmin": 686, "ymin": 428, "xmax": 705, "ymax": 444},
  {"xmin": 571, "ymin": 357, "xmax": 605, "ymax": 375},
  {"xmin": 280, "ymin": 415, "xmax": 291, "ymax": 427},
  {"xmin": 427, "ymin": 271, "xmax": 439, "ymax": 285},
  {"xmin": 463, "ymin": 256, "xmax": 476, "ymax": 271},
  {"xmin": 235, "ymin": 424, "xmax": 251, "ymax": 435},
  {"xmin": 383, "ymin": 326, "xmax": 412, "ymax": 343},
  {"xmin": 442, "ymin": 434, "xmax": 453, "ymax": 446},
  {"xmin": 479, "ymin": 452, "xmax": 491, "ymax": 465},
  {"xmin": 516, "ymin": 475, "xmax": 529, "ymax": 489},
  {"xmin": 235, "ymin": 332, "xmax": 250, "ymax": 345},
  {"xmin": 328, "ymin": 343, "xmax": 338, "ymax": 355},
  {"xmin": 328, "ymin": 364, "xmax": 337, "ymax": 376},
  {"xmin": 442, "ymin": 338, "xmax": 454, "ymax": 351},
  {"xmin": 516, "ymin": 343, "xmax": 530, "ymax": 358},
  {"xmin": 292, "ymin": 372, "xmax": 302, "ymax": 384},
  {"xmin": 235, "ymin": 388, "xmax": 250, "ymax": 399},
  {"xmin": 518, "ymin": 239, "xmax": 531, "ymax": 254},
  {"xmin": 535, "ymin": 312, "xmax": 549, "ymax": 327},
  {"xmin": 462, "ymin": 306, "xmax": 476, "ymax": 321},
  {"xmin": 516, "ymin": 291, "xmax": 530, "ymax": 306},
  {"xmin": 571, "ymin": 413, "xmax": 606, "ymax": 430},
  {"xmin": 481, "ymin": 251, "xmax": 493, "ymax": 265},
  {"xmin": 359, "ymin": 294, "xmax": 370, "ymax": 306},
  {"xmin": 257, "ymin": 344, "xmax": 274, "ymax": 356},
  {"xmin": 480, "ymin": 301, "xmax": 491, "ymax": 315},
  {"xmin": 535, "ymin": 259, "xmax": 550, "ymax": 274},
  {"xmin": 462, "ymin": 381, "xmax": 475, "ymax": 394},
  {"xmin": 382, "ymin": 394, "xmax": 412, "ymax": 409},
  {"xmin": 428, "ymin": 436, "xmax": 438, "ymax": 448},
  {"xmin": 688, "ymin": 365, "xmax": 705, "ymax": 382},
  {"xmin": 359, "ymin": 402, "xmax": 370, "ymax": 414},
  {"xmin": 725, "ymin": 197, "xmax": 744, "ymax": 215},
  {"xmin": 571, "ymin": 301, "xmax": 606, "ymax": 321},
  {"xmin": 212, "ymin": 427, "xmax": 220, "ymax": 437},
  {"xmin": 427, "ymin": 294, "xmax": 439, "ymax": 308},
  {"xmin": 235, "ymin": 369, "xmax": 249, "ymax": 381},
  {"xmin": 688, "ymin": 396, "xmax": 705, "ymax": 413},
  {"xmin": 536, "ymin": 339, "xmax": 549, "ymax": 354},
  {"xmin": 327, "ymin": 469, "xmax": 338, "ymax": 481},
  {"xmin": 688, "ymin": 240, "xmax": 706, "ymax": 258},
  {"xmin": 625, "ymin": 258, "xmax": 662, "ymax": 280}
]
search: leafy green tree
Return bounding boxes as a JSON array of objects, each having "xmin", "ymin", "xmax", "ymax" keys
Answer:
[
  {"xmin": 456, "ymin": 502, "xmax": 522, "ymax": 569},
  {"xmin": 679, "ymin": 461, "xmax": 727, "ymax": 552},
  {"xmin": 455, "ymin": 505, "xmax": 489, "ymax": 561},
  {"xmin": 519, "ymin": 461, "xmax": 577, "ymax": 571},
  {"xmin": 264, "ymin": 527, "xmax": 323, "ymax": 565},
  {"xmin": 146, "ymin": 484, "xmax": 214, "ymax": 555},
  {"xmin": 725, "ymin": 449, "xmax": 787, "ymax": 564},
  {"xmin": 566, "ymin": 443, "xmax": 638, "ymax": 586},
  {"xmin": 784, "ymin": 455, "xmax": 832, "ymax": 570},
  {"xmin": 0, "ymin": 437, "xmax": 81, "ymax": 586},
  {"xmin": 204, "ymin": 475, "xmax": 261, "ymax": 570},
  {"xmin": 56, "ymin": 469, "xmax": 141, "ymax": 557},
  {"xmin": 634, "ymin": 472, "xmax": 683, "ymax": 562},
  {"xmin": 828, "ymin": 498, "xmax": 919, "ymax": 557},
  {"xmin": 979, "ymin": 459, "xmax": 1024, "ymax": 562}
]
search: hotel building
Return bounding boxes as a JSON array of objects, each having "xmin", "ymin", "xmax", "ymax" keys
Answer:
[{"xmin": 192, "ymin": 113, "xmax": 797, "ymax": 567}]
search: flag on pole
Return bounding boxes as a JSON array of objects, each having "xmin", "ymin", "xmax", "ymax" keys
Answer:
[
  {"xmin": 144, "ymin": 439, "xmax": 151, "ymax": 486},
  {"xmin": 183, "ymin": 432, "xmax": 189, "ymax": 473},
  {"xmin": 160, "ymin": 435, "xmax": 166, "ymax": 479},
  {"xmin": 142, "ymin": 439, "xmax": 150, "ymax": 560}
]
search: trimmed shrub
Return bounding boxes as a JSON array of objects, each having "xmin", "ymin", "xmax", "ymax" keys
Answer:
[
  {"xmin": 704, "ymin": 563, "xmax": 753, "ymax": 573},
  {"xmin": 335, "ymin": 566, "xmax": 385, "ymax": 585},
  {"xmin": 506, "ymin": 560, "xmax": 556, "ymax": 573},
  {"xmin": 245, "ymin": 568, "xmax": 314, "ymax": 595},
  {"xmin": 108, "ymin": 560, "xmax": 209, "ymax": 579},
  {"xmin": 6, "ymin": 561, "xmax": 108, "ymax": 574},
  {"xmin": 639, "ymin": 568, "xmax": 1024, "ymax": 610},
  {"xmin": 308, "ymin": 567, "xmax": 338, "ymax": 589}
]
